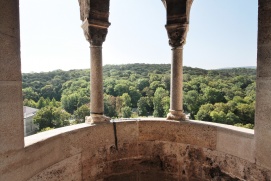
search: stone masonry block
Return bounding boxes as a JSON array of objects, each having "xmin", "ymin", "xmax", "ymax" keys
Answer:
[
  {"xmin": 255, "ymin": 78, "xmax": 271, "ymax": 169},
  {"xmin": 138, "ymin": 120, "xmax": 217, "ymax": 149},
  {"xmin": 28, "ymin": 154, "xmax": 82, "ymax": 181},
  {"xmin": 1, "ymin": 137, "xmax": 66, "ymax": 181},
  {"xmin": 0, "ymin": 81, "xmax": 24, "ymax": 154},
  {"xmin": 104, "ymin": 171, "xmax": 138, "ymax": 181},
  {"xmin": 216, "ymin": 128, "xmax": 255, "ymax": 163},
  {"xmin": 115, "ymin": 121, "xmax": 138, "ymax": 144},
  {"xmin": 0, "ymin": 0, "xmax": 21, "ymax": 81},
  {"xmin": 139, "ymin": 171, "xmax": 179, "ymax": 181}
]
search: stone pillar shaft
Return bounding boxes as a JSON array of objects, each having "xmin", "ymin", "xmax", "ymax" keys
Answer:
[
  {"xmin": 163, "ymin": 0, "xmax": 193, "ymax": 121},
  {"xmin": 167, "ymin": 47, "xmax": 186, "ymax": 121},
  {"xmin": 255, "ymin": 0, "xmax": 271, "ymax": 170},
  {"xmin": 0, "ymin": 0, "xmax": 24, "ymax": 153},
  {"xmin": 81, "ymin": 18, "xmax": 110, "ymax": 124},
  {"xmin": 78, "ymin": 0, "xmax": 111, "ymax": 123},
  {"xmin": 170, "ymin": 47, "xmax": 183, "ymax": 111},
  {"xmin": 90, "ymin": 46, "xmax": 104, "ymax": 114}
]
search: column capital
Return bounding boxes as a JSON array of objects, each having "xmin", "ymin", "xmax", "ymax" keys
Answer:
[
  {"xmin": 81, "ymin": 18, "xmax": 110, "ymax": 46},
  {"xmin": 163, "ymin": 0, "xmax": 193, "ymax": 48},
  {"xmin": 165, "ymin": 23, "xmax": 188, "ymax": 48}
]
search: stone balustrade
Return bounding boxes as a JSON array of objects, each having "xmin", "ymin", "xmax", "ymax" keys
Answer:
[{"xmin": 1, "ymin": 119, "xmax": 270, "ymax": 180}]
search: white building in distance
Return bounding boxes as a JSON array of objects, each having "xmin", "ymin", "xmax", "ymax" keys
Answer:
[{"xmin": 23, "ymin": 106, "xmax": 39, "ymax": 136}]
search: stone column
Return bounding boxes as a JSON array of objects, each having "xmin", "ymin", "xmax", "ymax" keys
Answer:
[
  {"xmin": 168, "ymin": 47, "xmax": 186, "ymax": 120},
  {"xmin": 166, "ymin": 24, "xmax": 188, "ymax": 121},
  {"xmin": 81, "ymin": 19, "xmax": 111, "ymax": 124},
  {"xmin": 0, "ymin": 0, "xmax": 24, "ymax": 153},
  {"xmin": 163, "ymin": 0, "xmax": 193, "ymax": 121},
  {"xmin": 90, "ymin": 46, "xmax": 104, "ymax": 115},
  {"xmin": 255, "ymin": 0, "xmax": 271, "ymax": 170}
]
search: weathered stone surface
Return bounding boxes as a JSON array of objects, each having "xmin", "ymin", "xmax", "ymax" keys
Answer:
[
  {"xmin": 88, "ymin": 46, "xmax": 106, "ymax": 120},
  {"xmin": 104, "ymin": 171, "xmax": 138, "ymax": 181},
  {"xmin": 166, "ymin": 24, "xmax": 188, "ymax": 48},
  {"xmin": 116, "ymin": 121, "xmax": 138, "ymax": 144},
  {"xmin": 84, "ymin": 44, "xmax": 111, "ymax": 123},
  {"xmin": 216, "ymin": 127, "xmax": 255, "ymax": 163},
  {"xmin": 79, "ymin": 0, "xmax": 111, "ymax": 123},
  {"xmin": 0, "ymin": 82, "xmax": 24, "ymax": 154},
  {"xmin": 80, "ymin": 123, "xmax": 116, "ymax": 179},
  {"xmin": 164, "ymin": 0, "xmax": 193, "ymax": 48},
  {"xmin": 28, "ymin": 154, "xmax": 82, "ymax": 181},
  {"xmin": 107, "ymin": 158, "xmax": 150, "ymax": 174},
  {"xmin": 78, "ymin": 0, "xmax": 110, "ymax": 22},
  {"xmin": 138, "ymin": 142, "xmax": 163, "ymax": 159},
  {"xmin": 138, "ymin": 120, "xmax": 217, "ymax": 149},
  {"xmin": 106, "ymin": 142, "xmax": 138, "ymax": 162},
  {"xmin": 79, "ymin": 0, "xmax": 110, "ymax": 46},
  {"xmin": 255, "ymin": 79, "xmax": 271, "ymax": 170},
  {"xmin": 1, "ymin": 121, "xmax": 271, "ymax": 180},
  {"xmin": 0, "ymin": 40, "xmax": 22, "ymax": 81},
  {"xmin": 0, "ymin": 0, "xmax": 22, "ymax": 81},
  {"xmin": 107, "ymin": 140, "xmax": 271, "ymax": 180},
  {"xmin": 165, "ymin": 0, "xmax": 192, "ymax": 120},
  {"xmin": 167, "ymin": 48, "xmax": 186, "ymax": 121},
  {"xmin": 0, "ymin": 0, "xmax": 24, "ymax": 158},
  {"xmin": 81, "ymin": 19, "xmax": 110, "ymax": 46},
  {"xmin": 255, "ymin": 0, "xmax": 271, "ymax": 171},
  {"xmin": 203, "ymin": 148, "xmax": 271, "ymax": 181},
  {"xmin": 257, "ymin": 47, "xmax": 271, "ymax": 77},
  {"xmin": 1, "ymin": 138, "xmax": 66, "ymax": 181},
  {"xmin": 139, "ymin": 171, "xmax": 179, "ymax": 181}
]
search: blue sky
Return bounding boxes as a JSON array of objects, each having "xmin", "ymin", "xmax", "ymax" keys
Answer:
[{"xmin": 20, "ymin": 0, "xmax": 258, "ymax": 73}]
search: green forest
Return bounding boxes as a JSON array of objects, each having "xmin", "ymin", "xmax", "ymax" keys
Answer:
[{"xmin": 22, "ymin": 64, "xmax": 256, "ymax": 132}]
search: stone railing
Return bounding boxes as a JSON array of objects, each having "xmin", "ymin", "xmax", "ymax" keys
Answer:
[{"xmin": 1, "ymin": 119, "xmax": 270, "ymax": 180}]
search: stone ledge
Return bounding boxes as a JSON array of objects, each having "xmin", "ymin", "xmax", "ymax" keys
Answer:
[
  {"xmin": 24, "ymin": 119, "xmax": 255, "ymax": 165},
  {"xmin": 187, "ymin": 119, "xmax": 254, "ymax": 135},
  {"xmin": 1, "ymin": 119, "xmax": 265, "ymax": 180},
  {"xmin": 25, "ymin": 119, "xmax": 254, "ymax": 148},
  {"xmin": 24, "ymin": 123, "xmax": 91, "ymax": 147}
]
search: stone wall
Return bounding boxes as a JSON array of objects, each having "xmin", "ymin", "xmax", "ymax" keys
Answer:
[
  {"xmin": 0, "ymin": 0, "xmax": 24, "ymax": 155},
  {"xmin": 255, "ymin": 0, "xmax": 271, "ymax": 171},
  {"xmin": 1, "ymin": 119, "xmax": 270, "ymax": 180}
]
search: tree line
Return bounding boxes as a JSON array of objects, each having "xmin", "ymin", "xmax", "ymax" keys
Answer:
[{"xmin": 22, "ymin": 64, "xmax": 256, "ymax": 131}]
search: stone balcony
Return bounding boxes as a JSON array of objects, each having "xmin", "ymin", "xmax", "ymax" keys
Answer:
[
  {"xmin": 1, "ymin": 0, "xmax": 271, "ymax": 180},
  {"xmin": 2, "ymin": 119, "xmax": 270, "ymax": 180}
]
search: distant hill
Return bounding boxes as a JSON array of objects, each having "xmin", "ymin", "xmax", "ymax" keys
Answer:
[
  {"xmin": 22, "ymin": 64, "xmax": 256, "ymax": 88},
  {"xmin": 215, "ymin": 66, "xmax": 256, "ymax": 70}
]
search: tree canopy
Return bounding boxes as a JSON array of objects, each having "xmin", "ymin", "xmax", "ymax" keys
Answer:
[{"xmin": 23, "ymin": 64, "xmax": 256, "ymax": 130}]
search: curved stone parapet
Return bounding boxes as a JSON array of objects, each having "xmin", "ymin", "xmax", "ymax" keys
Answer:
[{"xmin": 1, "ymin": 119, "xmax": 270, "ymax": 180}]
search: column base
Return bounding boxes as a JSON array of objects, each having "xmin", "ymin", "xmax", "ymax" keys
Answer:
[
  {"xmin": 166, "ymin": 110, "xmax": 187, "ymax": 121},
  {"xmin": 85, "ymin": 114, "xmax": 111, "ymax": 124}
]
